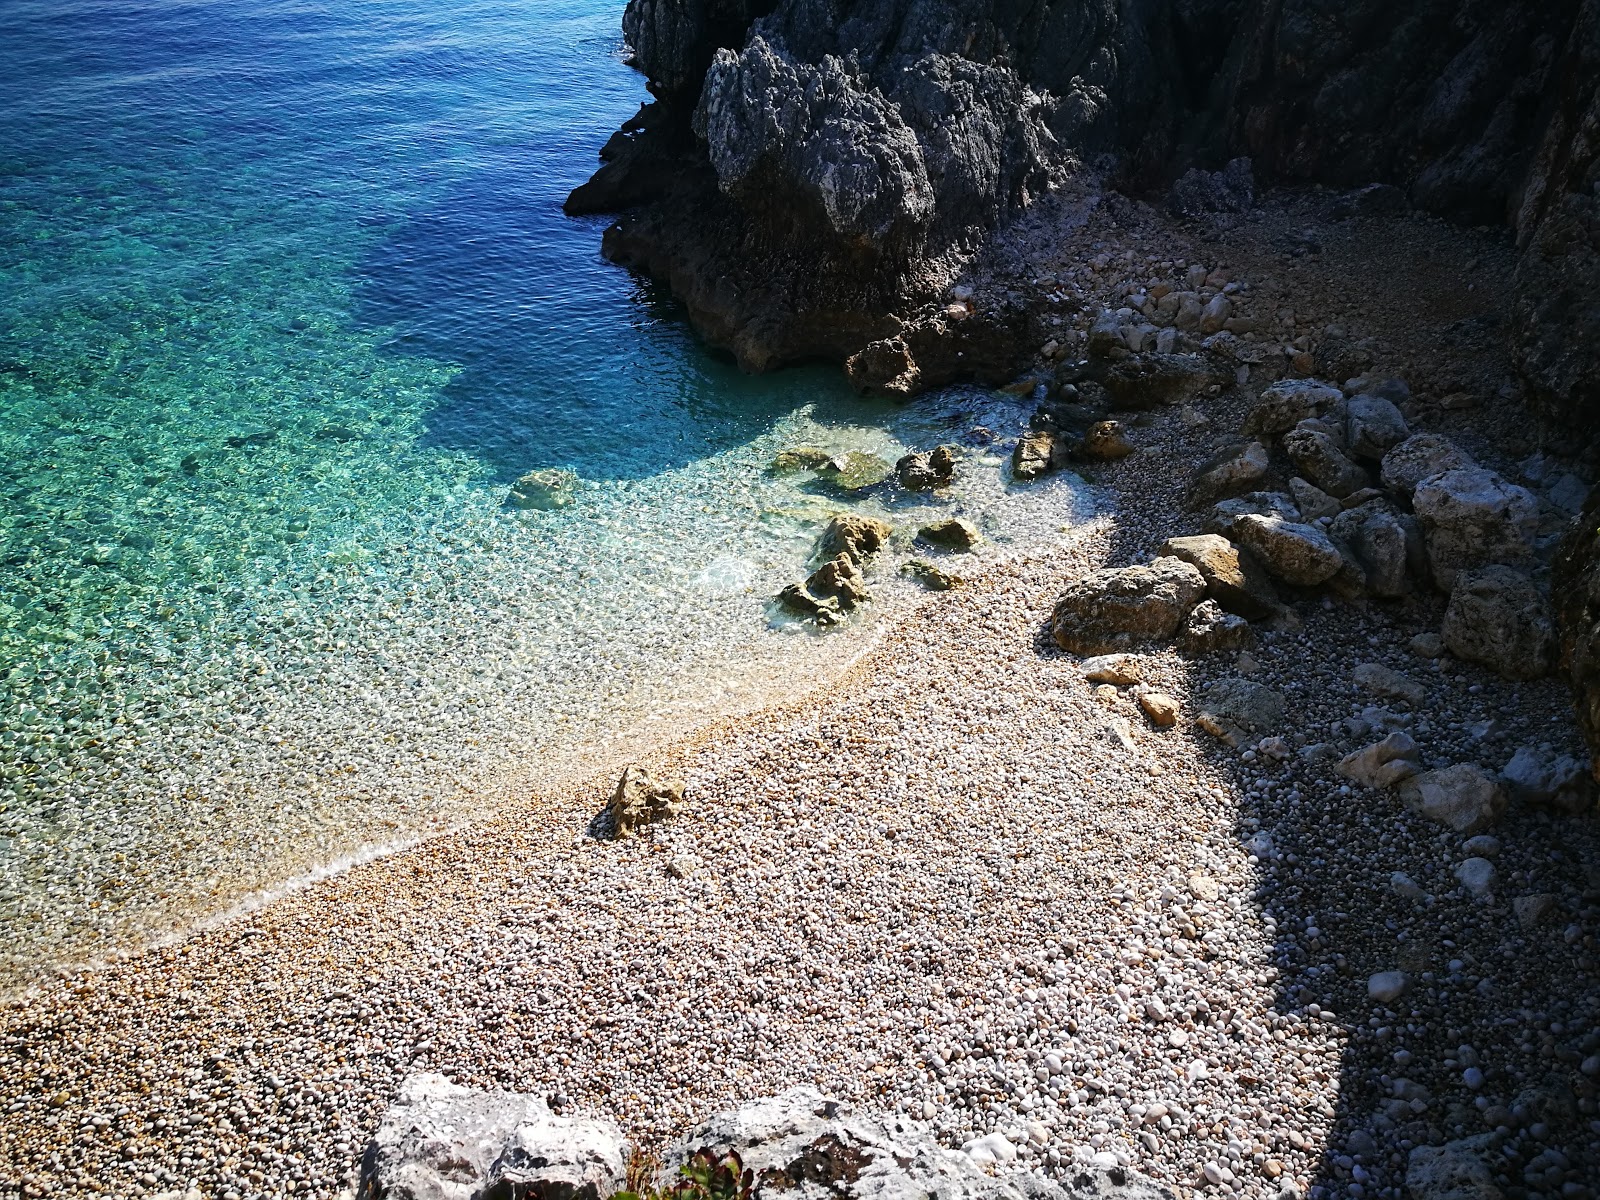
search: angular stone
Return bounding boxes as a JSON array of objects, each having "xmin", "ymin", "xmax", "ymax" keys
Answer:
[
  {"xmin": 1514, "ymin": 893, "xmax": 1558, "ymax": 929},
  {"xmin": 1100, "ymin": 353, "xmax": 1219, "ymax": 409},
  {"xmin": 1400, "ymin": 765, "xmax": 1507, "ymax": 835},
  {"xmin": 895, "ymin": 445, "xmax": 957, "ymax": 491},
  {"xmin": 1352, "ymin": 663, "xmax": 1426, "ymax": 707},
  {"xmin": 1413, "ymin": 468, "xmax": 1538, "ymax": 589},
  {"xmin": 1284, "ymin": 425, "xmax": 1371, "ymax": 497},
  {"xmin": 900, "ymin": 559, "xmax": 962, "ymax": 591},
  {"xmin": 1176, "ymin": 599, "xmax": 1255, "ymax": 655},
  {"xmin": 1344, "ymin": 394, "xmax": 1410, "ymax": 461},
  {"xmin": 1501, "ymin": 746, "xmax": 1591, "ymax": 814},
  {"xmin": 1012, "ymin": 430, "xmax": 1061, "ymax": 480},
  {"xmin": 1405, "ymin": 1135, "xmax": 1500, "ymax": 1200},
  {"xmin": 508, "ymin": 468, "xmax": 580, "ymax": 511},
  {"xmin": 1051, "ymin": 557, "xmax": 1206, "ymax": 654},
  {"xmin": 1242, "ymin": 378, "xmax": 1341, "ymax": 436},
  {"xmin": 1187, "ymin": 440, "xmax": 1271, "ymax": 507},
  {"xmin": 359, "ymin": 1073, "xmax": 626, "ymax": 1200},
  {"xmin": 917, "ymin": 518, "xmax": 980, "ymax": 550},
  {"xmin": 1206, "ymin": 491, "xmax": 1300, "ymax": 537},
  {"xmin": 1079, "ymin": 420, "xmax": 1135, "ymax": 460},
  {"xmin": 1196, "ymin": 677, "xmax": 1286, "ymax": 746},
  {"xmin": 1158, "ymin": 533, "xmax": 1279, "ymax": 619},
  {"xmin": 818, "ymin": 515, "xmax": 893, "ymax": 563},
  {"xmin": 1080, "ymin": 654, "xmax": 1144, "ymax": 685},
  {"xmin": 1138, "ymin": 690, "xmax": 1180, "ymax": 728},
  {"xmin": 1380, "ymin": 433, "xmax": 1476, "ymax": 497},
  {"xmin": 1231, "ymin": 514, "xmax": 1344, "ymax": 587},
  {"xmin": 1289, "ymin": 476, "xmax": 1342, "ymax": 521},
  {"xmin": 1441, "ymin": 566, "xmax": 1554, "ymax": 680},
  {"xmin": 608, "ymin": 765, "xmax": 685, "ymax": 837},
  {"xmin": 1337, "ymin": 732, "xmax": 1423, "ymax": 789},
  {"xmin": 1331, "ymin": 504, "xmax": 1417, "ymax": 598}
]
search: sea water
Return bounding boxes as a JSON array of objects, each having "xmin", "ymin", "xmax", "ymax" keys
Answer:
[{"xmin": 0, "ymin": 0, "xmax": 1086, "ymax": 991}]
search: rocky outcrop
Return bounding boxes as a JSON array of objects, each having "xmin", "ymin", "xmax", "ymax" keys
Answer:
[
  {"xmin": 357, "ymin": 1073, "xmax": 626, "ymax": 1200},
  {"xmin": 578, "ymin": 0, "xmax": 1590, "ymax": 388}
]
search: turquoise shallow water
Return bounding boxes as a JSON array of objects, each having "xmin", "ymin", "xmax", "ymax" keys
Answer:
[{"xmin": 0, "ymin": 0, "xmax": 1086, "ymax": 989}]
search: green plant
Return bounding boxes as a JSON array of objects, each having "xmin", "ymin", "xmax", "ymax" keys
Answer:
[{"xmin": 612, "ymin": 1148, "xmax": 753, "ymax": 1200}]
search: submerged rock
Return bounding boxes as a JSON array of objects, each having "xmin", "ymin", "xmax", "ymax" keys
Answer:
[
  {"xmin": 901, "ymin": 559, "xmax": 962, "ymax": 590},
  {"xmin": 917, "ymin": 517, "xmax": 980, "ymax": 550},
  {"xmin": 896, "ymin": 444, "xmax": 957, "ymax": 491},
  {"xmin": 508, "ymin": 468, "xmax": 580, "ymax": 511}
]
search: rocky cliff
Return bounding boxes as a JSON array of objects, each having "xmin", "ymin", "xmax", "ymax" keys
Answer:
[{"xmin": 572, "ymin": 0, "xmax": 1593, "ymax": 393}]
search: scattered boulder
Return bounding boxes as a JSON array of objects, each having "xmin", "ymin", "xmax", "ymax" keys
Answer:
[
  {"xmin": 1242, "ymin": 378, "xmax": 1341, "ymax": 436},
  {"xmin": 818, "ymin": 515, "xmax": 893, "ymax": 563},
  {"xmin": 1455, "ymin": 856, "xmax": 1497, "ymax": 898},
  {"xmin": 1337, "ymin": 732, "xmax": 1423, "ymax": 789},
  {"xmin": 1379, "ymin": 434, "xmax": 1477, "ymax": 497},
  {"xmin": 1187, "ymin": 441, "xmax": 1271, "ymax": 507},
  {"xmin": 1409, "ymin": 632, "xmax": 1445, "ymax": 658},
  {"xmin": 1195, "ymin": 677, "xmax": 1286, "ymax": 747},
  {"xmin": 1137, "ymin": 691, "xmax": 1180, "ymax": 728},
  {"xmin": 1176, "ymin": 600, "xmax": 1255, "ymax": 655},
  {"xmin": 1515, "ymin": 893, "xmax": 1559, "ymax": 929},
  {"xmin": 1207, "ymin": 491, "xmax": 1300, "ymax": 537},
  {"xmin": 1441, "ymin": 566, "xmax": 1555, "ymax": 680},
  {"xmin": 1051, "ymin": 557, "xmax": 1206, "ymax": 655},
  {"xmin": 771, "ymin": 445, "xmax": 835, "ymax": 473},
  {"xmin": 815, "ymin": 451, "xmax": 893, "ymax": 494},
  {"xmin": 664, "ymin": 1088, "xmax": 1172, "ymax": 1200},
  {"xmin": 1330, "ymin": 504, "xmax": 1419, "ymax": 599},
  {"xmin": 1081, "ymin": 654, "xmax": 1144, "ymax": 685},
  {"xmin": 1283, "ymin": 425, "xmax": 1371, "ymax": 498},
  {"xmin": 1368, "ymin": 970, "xmax": 1409, "ymax": 1004},
  {"xmin": 1352, "ymin": 663, "xmax": 1426, "ymax": 707},
  {"xmin": 1079, "ymin": 420, "xmax": 1135, "ymax": 461},
  {"xmin": 1344, "ymin": 394, "xmax": 1410, "ymax": 461},
  {"xmin": 845, "ymin": 336, "xmax": 921, "ymax": 396},
  {"xmin": 1099, "ymin": 353, "xmax": 1219, "ymax": 409},
  {"xmin": 1231, "ymin": 514, "xmax": 1344, "ymax": 587},
  {"xmin": 1288, "ymin": 476, "xmax": 1341, "ymax": 521},
  {"xmin": 1400, "ymin": 765, "xmax": 1507, "ymax": 835},
  {"xmin": 781, "ymin": 554, "xmax": 870, "ymax": 622},
  {"xmin": 608, "ymin": 766, "xmax": 685, "ymax": 837},
  {"xmin": 1501, "ymin": 746, "xmax": 1591, "ymax": 814},
  {"xmin": 1012, "ymin": 431, "xmax": 1062, "ymax": 481},
  {"xmin": 1413, "ymin": 468, "xmax": 1538, "ymax": 589},
  {"xmin": 901, "ymin": 559, "xmax": 962, "ymax": 591},
  {"xmin": 508, "ymin": 468, "xmax": 579, "ymax": 511},
  {"xmin": 1405, "ymin": 1136, "xmax": 1501, "ymax": 1200},
  {"xmin": 358, "ymin": 1073, "xmax": 626, "ymax": 1200},
  {"xmin": 896, "ymin": 445, "xmax": 957, "ymax": 491},
  {"xmin": 1158, "ymin": 533, "xmax": 1279, "ymax": 620},
  {"xmin": 918, "ymin": 518, "xmax": 981, "ymax": 551}
]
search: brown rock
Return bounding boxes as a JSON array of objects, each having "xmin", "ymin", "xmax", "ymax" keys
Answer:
[
  {"xmin": 608, "ymin": 766, "xmax": 684, "ymax": 838},
  {"xmin": 1159, "ymin": 533, "xmax": 1279, "ymax": 619},
  {"xmin": 1079, "ymin": 420, "xmax": 1135, "ymax": 461},
  {"xmin": 1138, "ymin": 691, "xmax": 1180, "ymax": 728}
]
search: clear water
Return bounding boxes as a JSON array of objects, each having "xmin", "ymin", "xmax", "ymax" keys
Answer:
[{"xmin": 0, "ymin": 0, "xmax": 1085, "ymax": 990}]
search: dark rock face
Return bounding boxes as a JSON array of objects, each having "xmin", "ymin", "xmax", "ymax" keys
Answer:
[{"xmin": 575, "ymin": 0, "xmax": 1588, "ymax": 384}]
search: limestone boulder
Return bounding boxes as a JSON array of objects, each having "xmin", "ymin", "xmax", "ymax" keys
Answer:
[
  {"xmin": 1405, "ymin": 1135, "xmax": 1501, "ymax": 1200},
  {"xmin": 1283, "ymin": 425, "xmax": 1371, "ymax": 498},
  {"xmin": 1013, "ymin": 431, "xmax": 1062, "ymax": 481},
  {"xmin": 818, "ymin": 515, "xmax": 893, "ymax": 563},
  {"xmin": 1344, "ymin": 394, "xmax": 1410, "ymax": 461},
  {"xmin": 1337, "ymin": 732, "xmax": 1423, "ymax": 789},
  {"xmin": 1441, "ymin": 565, "xmax": 1555, "ymax": 680},
  {"xmin": 1158, "ymin": 533, "xmax": 1279, "ymax": 620},
  {"xmin": 1501, "ymin": 746, "xmax": 1592, "ymax": 814},
  {"xmin": 1231, "ymin": 514, "xmax": 1344, "ymax": 587},
  {"xmin": 1399, "ymin": 765, "xmax": 1507, "ymax": 835},
  {"xmin": 1207, "ymin": 491, "xmax": 1300, "ymax": 537},
  {"xmin": 1196, "ymin": 677, "xmax": 1286, "ymax": 747},
  {"xmin": 1242, "ymin": 378, "xmax": 1341, "ymax": 436},
  {"xmin": 607, "ymin": 765, "xmax": 685, "ymax": 838},
  {"xmin": 1413, "ymin": 468, "xmax": 1537, "ymax": 589},
  {"xmin": 1051, "ymin": 557, "xmax": 1206, "ymax": 655},
  {"xmin": 1078, "ymin": 420, "xmax": 1135, "ymax": 461},
  {"xmin": 1187, "ymin": 441, "xmax": 1270, "ymax": 507},
  {"xmin": 1379, "ymin": 433, "xmax": 1477, "ymax": 497},
  {"xmin": 896, "ymin": 445, "xmax": 957, "ymax": 491},
  {"xmin": 358, "ymin": 1073, "xmax": 626, "ymax": 1200},
  {"xmin": 1330, "ymin": 503, "xmax": 1420, "ymax": 599}
]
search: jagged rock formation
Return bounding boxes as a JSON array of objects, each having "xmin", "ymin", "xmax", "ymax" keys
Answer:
[{"xmin": 572, "ymin": 0, "xmax": 1594, "ymax": 393}]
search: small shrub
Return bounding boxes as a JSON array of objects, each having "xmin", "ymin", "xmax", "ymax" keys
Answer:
[{"xmin": 612, "ymin": 1148, "xmax": 752, "ymax": 1200}]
